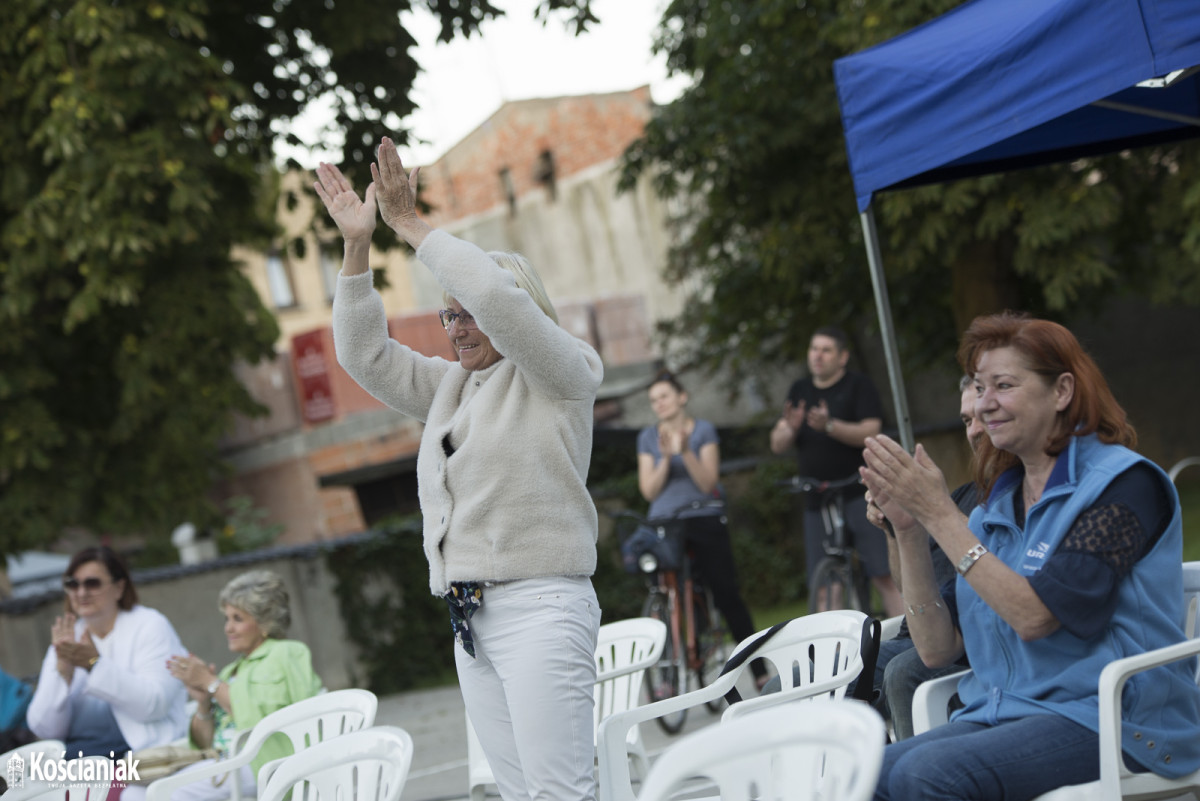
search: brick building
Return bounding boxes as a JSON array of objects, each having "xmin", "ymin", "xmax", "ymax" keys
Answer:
[{"xmin": 216, "ymin": 87, "xmax": 684, "ymax": 544}]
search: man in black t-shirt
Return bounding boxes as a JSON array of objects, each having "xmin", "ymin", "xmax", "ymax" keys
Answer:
[{"xmin": 769, "ymin": 326, "xmax": 904, "ymax": 616}]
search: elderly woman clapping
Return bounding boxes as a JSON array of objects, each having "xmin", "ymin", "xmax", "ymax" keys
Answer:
[
  {"xmin": 314, "ymin": 138, "xmax": 604, "ymax": 801},
  {"xmin": 166, "ymin": 570, "xmax": 320, "ymax": 801},
  {"xmin": 862, "ymin": 312, "xmax": 1200, "ymax": 801}
]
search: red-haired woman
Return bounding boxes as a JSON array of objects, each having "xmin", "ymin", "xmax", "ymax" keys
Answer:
[{"xmin": 861, "ymin": 312, "xmax": 1200, "ymax": 800}]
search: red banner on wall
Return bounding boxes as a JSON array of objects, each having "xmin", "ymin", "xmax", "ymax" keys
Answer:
[{"xmin": 292, "ymin": 330, "xmax": 335, "ymax": 423}]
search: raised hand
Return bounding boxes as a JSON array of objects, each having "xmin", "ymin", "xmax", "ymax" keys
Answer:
[
  {"xmin": 370, "ymin": 137, "xmax": 426, "ymax": 245},
  {"xmin": 314, "ymin": 163, "xmax": 376, "ymax": 243}
]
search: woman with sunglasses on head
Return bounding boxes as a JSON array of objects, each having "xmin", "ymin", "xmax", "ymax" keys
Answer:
[
  {"xmin": 315, "ymin": 139, "xmax": 604, "ymax": 801},
  {"xmin": 27, "ymin": 547, "xmax": 188, "ymax": 794}
]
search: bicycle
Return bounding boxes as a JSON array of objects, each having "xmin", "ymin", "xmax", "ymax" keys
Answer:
[
  {"xmin": 778, "ymin": 474, "xmax": 874, "ymax": 616},
  {"xmin": 611, "ymin": 500, "xmax": 730, "ymax": 734}
]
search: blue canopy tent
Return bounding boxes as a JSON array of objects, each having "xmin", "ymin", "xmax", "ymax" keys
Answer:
[{"xmin": 833, "ymin": 0, "xmax": 1200, "ymax": 450}]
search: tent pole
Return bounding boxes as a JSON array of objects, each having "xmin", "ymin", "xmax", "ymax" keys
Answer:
[{"xmin": 860, "ymin": 207, "xmax": 914, "ymax": 453}]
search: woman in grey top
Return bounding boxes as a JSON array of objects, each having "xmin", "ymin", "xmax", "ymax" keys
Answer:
[
  {"xmin": 315, "ymin": 138, "xmax": 603, "ymax": 801},
  {"xmin": 637, "ymin": 371, "xmax": 764, "ymax": 686}
]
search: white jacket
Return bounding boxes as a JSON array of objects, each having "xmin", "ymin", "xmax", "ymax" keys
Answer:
[
  {"xmin": 333, "ymin": 230, "xmax": 604, "ymax": 595},
  {"xmin": 27, "ymin": 604, "xmax": 189, "ymax": 752}
]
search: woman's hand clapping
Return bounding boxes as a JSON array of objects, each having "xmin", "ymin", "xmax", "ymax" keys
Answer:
[
  {"xmin": 167, "ymin": 654, "xmax": 218, "ymax": 702},
  {"xmin": 51, "ymin": 614, "xmax": 98, "ymax": 679},
  {"xmin": 314, "ymin": 163, "xmax": 377, "ymax": 244},
  {"xmin": 861, "ymin": 435, "xmax": 952, "ymax": 533}
]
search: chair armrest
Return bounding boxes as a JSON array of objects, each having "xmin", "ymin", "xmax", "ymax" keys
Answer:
[
  {"xmin": 597, "ymin": 669, "xmax": 741, "ymax": 801},
  {"xmin": 145, "ymin": 748, "xmax": 252, "ymax": 801},
  {"xmin": 1095, "ymin": 637, "xmax": 1200, "ymax": 794},
  {"xmin": 911, "ymin": 669, "xmax": 969, "ymax": 735},
  {"xmin": 720, "ymin": 656, "xmax": 864, "ymax": 721},
  {"xmin": 880, "ymin": 615, "xmax": 904, "ymax": 642}
]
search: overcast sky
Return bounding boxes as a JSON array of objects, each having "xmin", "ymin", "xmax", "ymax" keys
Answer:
[{"xmin": 278, "ymin": 0, "xmax": 687, "ymax": 168}]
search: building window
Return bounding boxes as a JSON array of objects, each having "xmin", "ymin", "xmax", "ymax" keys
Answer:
[
  {"xmin": 534, "ymin": 150, "xmax": 557, "ymax": 201},
  {"xmin": 319, "ymin": 246, "xmax": 340, "ymax": 303},
  {"xmin": 499, "ymin": 167, "xmax": 517, "ymax": 217},
  {"xmin": 265, "ymin": 250, "xmax": 296, "ymax": 309}
]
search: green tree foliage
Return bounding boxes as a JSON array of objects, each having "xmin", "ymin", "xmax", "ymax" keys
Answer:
[
  {"xmin": 0, "ymin": 0, "xmax": 597, "ymax": 556},
  {"xmin": 622, "ymin": 0, "xmax": 1200, "ymax": 387}
]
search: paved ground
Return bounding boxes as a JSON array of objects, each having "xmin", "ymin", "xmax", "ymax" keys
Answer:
[{"xmin": 375, "ymin": 672, "xmax": 760, "ymax": 801}]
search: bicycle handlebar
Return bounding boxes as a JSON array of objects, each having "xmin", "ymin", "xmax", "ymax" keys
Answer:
[
  {"xmin": 606, "ymin": 498, "xmax": 726, "ymax": 531},
  {"xmin": 776, "ymin": 474, "xmax": 863, "ymax": 495}
]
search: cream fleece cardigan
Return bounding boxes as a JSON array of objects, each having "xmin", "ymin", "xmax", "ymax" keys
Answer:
[{"xmin": 333, "ymin": 230, "xmax": 604, "ymax": 595}]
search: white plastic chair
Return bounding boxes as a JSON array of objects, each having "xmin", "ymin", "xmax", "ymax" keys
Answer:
[
  {"xmin": 467, "ymin": 617, "xmax": 668, "ymax": 801},
  {"xmin": 145, "ymin": 688, "xmax": 378, "ymax": 801},
  {"xmin": 634, "ymin": 701, "xmax": 885, "ymax": 801},
  {"xmin": 597, "ymin": 610, "xmax": 869, "ymax": 801},
  {"xmin": 256, "ymin": 726, "xmax": 413, "ymax": 801},
  {"xmin": 911, "ymin": 561, "xmax": 1200, "ymax": 800},
  {"xmin": 3, "ymin": 754, "xmax": 112, "ymax": 801}
]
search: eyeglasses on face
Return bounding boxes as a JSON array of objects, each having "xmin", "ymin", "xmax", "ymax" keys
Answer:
[
  {"xmin": 438, "ymin": 309, "xmax": 477, "ymax": 330},
  {"xmin": 63, "ymin": 577, "xmax": 107, "ymax": 592}
]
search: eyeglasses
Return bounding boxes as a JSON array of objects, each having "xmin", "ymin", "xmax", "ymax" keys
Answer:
[
  {"xmin": 63, "ymin": 577, "xmax": 107, "ymax": 592},
  {"xmin": 438, "ymin": 309, "xmax": 477, "ymax": 330}
]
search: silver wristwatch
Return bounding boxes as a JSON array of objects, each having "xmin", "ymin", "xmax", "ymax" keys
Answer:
[{"xmin": 956, "ymin": 543, "xmax": 988, "ymax": 576}]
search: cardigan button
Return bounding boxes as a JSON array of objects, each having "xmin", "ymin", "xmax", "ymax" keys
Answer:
[
  {"xmin": 1134, "ymin": 732, "xmax": 1142, "ymax": 740},
  {"xmin": 1147, "ymin": 741, "xmax": 1156, "ymax": 749},
  {"xmin": 1165, "ymin": 755, "xmax": 1172, "ymax": 764}
]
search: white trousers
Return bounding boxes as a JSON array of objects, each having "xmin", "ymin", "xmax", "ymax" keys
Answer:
[{"xmin": 455, "ymin": 576, "xmax": 602, "ymax": 801}]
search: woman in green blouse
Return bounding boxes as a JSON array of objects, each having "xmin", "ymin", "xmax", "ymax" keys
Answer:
[{"xmin": 166, "ymin": 570, "xmax": 321, "ymax": 801}]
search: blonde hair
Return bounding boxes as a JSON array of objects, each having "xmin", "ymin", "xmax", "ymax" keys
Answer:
[{"xmin": 443, "ymin": 251, "xmax": 558, "ymax": 324}]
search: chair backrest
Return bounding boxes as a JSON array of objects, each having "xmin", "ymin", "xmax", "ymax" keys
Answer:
[
  {"xmin": 3, "ymin": 754, "xmax": 112, "ymax": 801},
  {"xmin": 721, "ymin": 610, "xmax": 868, "ymax": 720},
  {"xmin": 1183, "ymin": 561, "xmax": 1200, "ymax": 640},
  {"xmin": 635, "ymin": 701, "xmax": 885, "ymax": 801},
  {"xmin": 1182, "ymin": 561, "xmax": 1200, "ymax": 686},
  {"xmin": 257, "ymin": 726, "xmax": 413, "ymax": 801},
  {"xmin": 238, "ymin": 688, "xmax": 378, "ymax": 757},
  {"xmin": 592, "ymin": 617, "xmax": 668, "ymax": 735}
]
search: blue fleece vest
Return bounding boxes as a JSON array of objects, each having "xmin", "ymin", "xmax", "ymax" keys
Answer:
[{"xmin": 955, "ymin": 434, "xmax": 1200, "ymax": 777}]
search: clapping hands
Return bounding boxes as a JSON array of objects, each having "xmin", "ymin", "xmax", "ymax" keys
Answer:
[
  {"xmin": 167, "ymin": 654, "xmax": 218, "ymax": 702},
  {"xmin": 51, "ymin": 614, "xmax": 98, "ymax": 678}
]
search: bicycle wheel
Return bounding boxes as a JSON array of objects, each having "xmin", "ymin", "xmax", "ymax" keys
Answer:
[
  {"xmin": 641, "ymin": 590, "xmax": 688, "ymax": 734},
  {"xmin": 691, "ymin": 588, "xmax": 729, "ymax": 713},
  {"xmin": 808, "ymin": 556, "xmax": 868, "ymax": 613}
]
